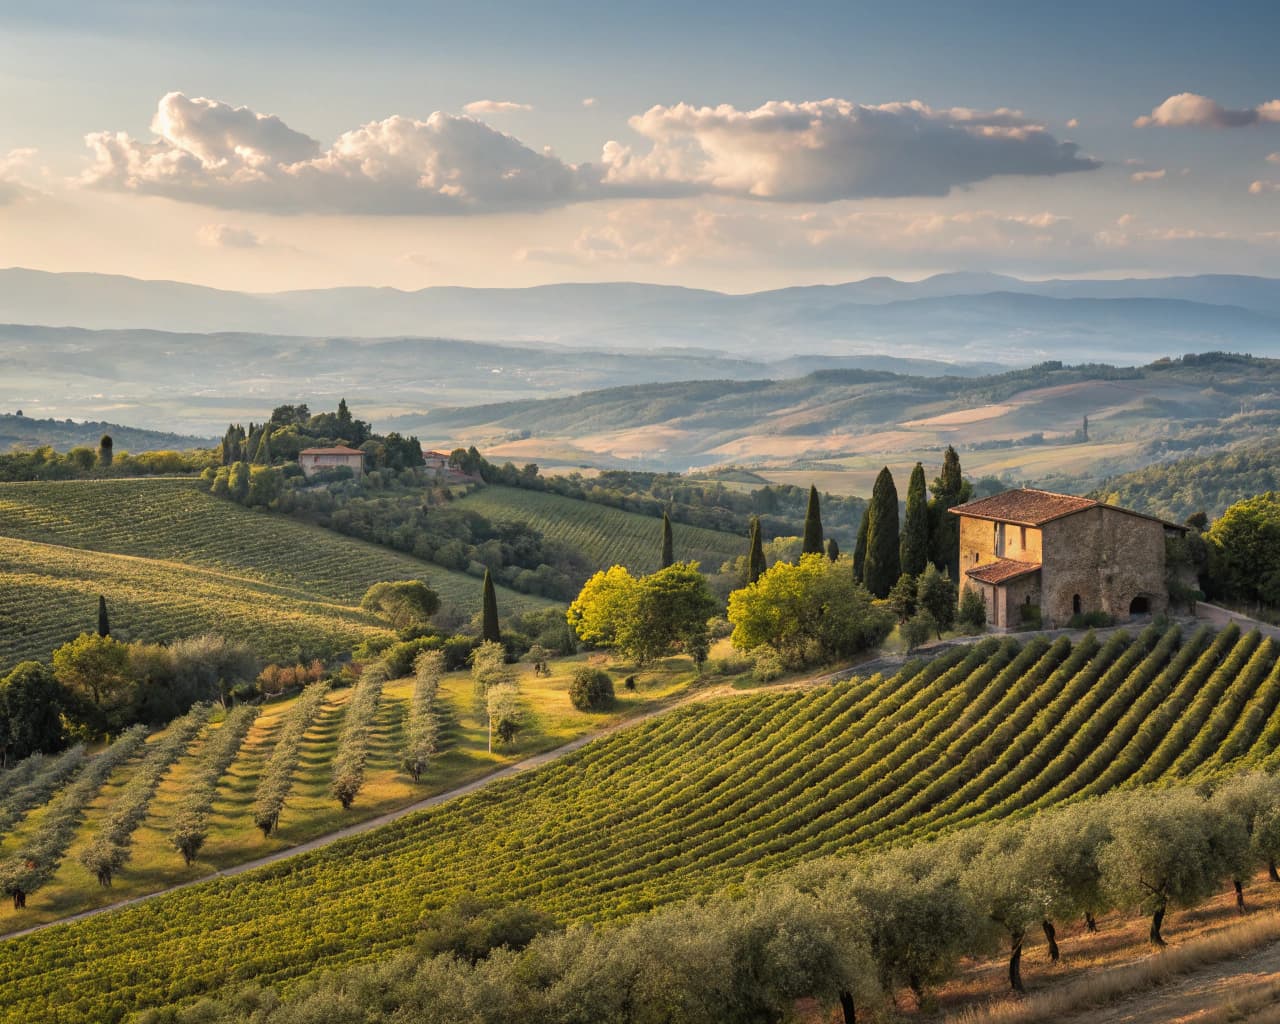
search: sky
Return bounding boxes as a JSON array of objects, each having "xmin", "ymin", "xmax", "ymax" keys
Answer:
[{"xmin": 1, "ymin": 0, "xmax": 1279, "ymax": 293}]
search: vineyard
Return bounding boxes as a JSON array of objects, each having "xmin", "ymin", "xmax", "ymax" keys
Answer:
[
  {"xmin": 458, "ymin": 485, "xmax": 747, "ymax": 574},
  {"xmin": 3, "ymin": 623, "xmax": 1280, "ymax": 1021},
  {"xmin": 0, "ymin": 478, "xmax": 550, "ymax": 669}
]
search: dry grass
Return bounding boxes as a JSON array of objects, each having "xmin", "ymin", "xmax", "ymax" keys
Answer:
[{"xmin": 946, "ymin": 909, "xmax": 1280, "ymax": 1024}]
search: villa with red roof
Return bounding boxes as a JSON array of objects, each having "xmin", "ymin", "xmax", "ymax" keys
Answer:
[
  {"xmin": 950, "ymin": 488, "xmax": 1186, "ymax": 631},
  {"xmin": 299, "ymin": 445, "xmax": 365, "ymax": 479}
]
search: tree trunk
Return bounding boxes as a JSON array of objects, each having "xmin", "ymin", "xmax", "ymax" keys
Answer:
[
  {"xmin": 1270, "ymin": 859, "xmax": 1279, "ymax": 883},
  {"xmin": 909, "ymin": 974, "xmax": 925, "ymax": 1008},
  {"xmin": 839, "ymin": 989, "xmax": 856, "ymax": 1024},
  {"xmin": 1085, "ymin": 911, "xmax": 1098, "ymax": 933},
  {"xmin": 1042, "ymin": 918, "xmax": 1060, "ymax": 962},
  {"xmin": 1150, "ymin": 904, "xmax": 1167, "ymax": 947},
  {"xmin": 1009, "ymin": 929, "xmax": 1026, "ymax": 993},
  {"xmin": 1235, "ymin": 878, "xmax": 1247, "ymax": 914}
]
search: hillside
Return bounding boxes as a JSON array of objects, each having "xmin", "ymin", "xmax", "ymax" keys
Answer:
[
  {"xmin": 400, "ymin": 353, "xmax": 1280, "ymax": 477},
  {"xmin": 1093, "ymin": 440, "xmax": 1280, "ymax": 521},
  {"xmin": 5, "ymin": 622, "xmax": 1280, "ymax": 1020},
  {"xmin": 0, "ymin": 478, "xmax": 549, "ymax": 669},
  {"xmin": 457, "ymin": 485, "xmax": 747, "ymax": 575},
  {"xmin": 0, "ymin": 413, "xmax": 212, "ymax": 453}
]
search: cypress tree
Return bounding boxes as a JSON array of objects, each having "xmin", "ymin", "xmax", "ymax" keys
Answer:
[
  {"xmin": 481, "ymin": 570, "xmax": 501, "ymax": 643},
  {"xmin": 660, "ymin": 511, "xmax": 674, "ymax": 569},
  {"xmin": 863, "ymin": 466, "xmax": 901, "ymax": 598},
  {"xmin": 802, "ymin": 485, "xmax": 824, "ymax": 556},
  {"xmin": 747, "ymin": 518, "xmax": 767, "ymax": 584},
  {"xmin": 255, "ymin": 429, "xmax": 272, "ymax": 466},
  {"xmin": 900, "ymin": 462, "xmax": 929, "ymax": 577},
  {"xmin": 96, "ymin": 595, "xmax": 110, "ymax": 638},
  {"xmin": 97, "ymin": 434, "xmax": 113, "ymax": 468},
  {"xmin": 826, "ymin": 537, "xmax": 840, "ymax": 562},
  {"xmin": 852, "ymin": 509, "xmax": 869, "ymax": 581},
  {"xmin": 929, "ymin": 445, "xmax": 971, "ymax": 580}
]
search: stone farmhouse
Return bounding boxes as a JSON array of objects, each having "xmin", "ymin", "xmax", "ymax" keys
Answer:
[
  {"xmin": 950, "ymin": 488, "xmax": 1186, "ymax": 631},
  {"xmin": 298, "ymin": 445, "xmax": 365, "ymax": 479}
]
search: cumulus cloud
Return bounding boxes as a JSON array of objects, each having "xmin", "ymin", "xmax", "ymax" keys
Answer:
[
  {"xmin": 83, "ymin": 92, "xmax": 1099, "ymax": 215},
  {"xmin": 1250, "ymin": 180, "xmax": 1280, "ymax": 194},
  {"xmin": 1134, "ymin": 92, "xmax": 1280, "ymax": 128},
  {"xmin": 1267, "ymin": 152, "xmax": 1280, "ymax": 164},
  {"xmin": 1066, "ymin": 118, "xmax": 1079, "ymax": 128},
  {"xmin": 462, "ymin": 100, "xmax": 533, "ymax": 114},
  {"xmin": 600, "ymin": 99, "xmax": 1099, "ymax": 201},
  {"xmin": 1130, "ymin": 169, "xmax": 1167, "ymax": 183},
  {"xmin": 197, "ymin": 223, "xmax": 263, "ymax": 248},
  {"xmin": 0, "ymin": 148, "xmax": 39, "ymax": 205}
]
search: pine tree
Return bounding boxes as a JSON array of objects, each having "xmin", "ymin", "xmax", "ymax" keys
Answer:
[
  {"xmin": 660, "ymin": 511, "xmax": 674, "ymax": 569},
  {"xmin": 802, "ymin": 485, "xmax": 824, "ymax": 556},
  {"xmin": 852, "ymin": 509, "xmax": 869, "ymax": 581},
  {"xmin": 747, "ymin": 518, "xmax": 767, "ymax": 584},
  {"xmin": 863, "ymin": 466, "xmax": 901, "ymax": 598},
  {"xmin": 929, "ymin": 445, "xmax": 971, "ymax": 580},
  {"xmin": 481, "ymin": 569, "xmax": 501, "ymax": 643},
  {"xmin": 900, "ymin": 462, "xmax": 929, "ymax": 577},
  {"xmin": 96, "ymin": 595, "xmax": 110, "ymax": 638},
  {"xmin": 337, "ymin": 398, "xmax": 352, "ymax": 426},
  {"xmin": 826, "ymin": 537, "xmax": 840, "ymax": 562}
]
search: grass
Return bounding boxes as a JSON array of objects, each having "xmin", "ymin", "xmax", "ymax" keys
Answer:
[
  {"xmin": 457, "ymin": 484, "xmax": 746, "ymax": 574},
  {"xmin": 0, "ymin": 652, "xmax": 710, "ymax": 934},
  {"xmin": 0, "ymin": 477, "xmax": 551, "ymax": 669}
]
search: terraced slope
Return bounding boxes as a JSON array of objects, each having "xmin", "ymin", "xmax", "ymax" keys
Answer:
[
  {"xmin": 3, "ymin": 624, "xmax": 1279, "ymax": 1021},
  {"xmin": 458, "ymin": 484, "xmax": 746, "ymax": 574},
  {"xmin": 0, "ymin": 478, "xmax": 550, "ymax": 668}
]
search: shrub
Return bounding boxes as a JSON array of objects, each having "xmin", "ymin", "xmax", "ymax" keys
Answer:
[
  {"xmin": 569, "ymin": 668, "xmax": 615, "ymax": 712},
  {"xmin": 957, "ymin": 587, "xmax": 987, "ymax": 632},
  {"xmin": 1020, "ymin": 603, "xmax": 1043, "ymax": 630},
  {"xmin": 751, "ymin": 647, "xmax": 784, "ymax": 683},
  {"xmin": 1069, "ymin": 611, "xmax": 1114, "ymax": 629}
]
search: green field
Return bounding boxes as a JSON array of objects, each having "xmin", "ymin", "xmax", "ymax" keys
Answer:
[
  {"xmin": 458, "ymin": 484, "xmax": 747, "ymax": 574},
  {"xmin": 0, "ymin": 478, "xmax": 551, "ymax": 669},
  {"xmin": 3, "ymin": 622, "xmax": 1279, "ymax": 1021}
]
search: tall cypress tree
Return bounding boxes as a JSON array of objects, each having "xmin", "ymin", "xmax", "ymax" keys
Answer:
[
  {"xmin": 863, "ymin": 466, "xmax": 901, "ymax": 598},
  {"xmin": 929, "ymin": 445, "xmax": 971, "ymax": 580},
  {"xmin": 97, "ymin": 434, "xmax": 113, "ymax": 468},
  {"xmin": 254, "ymin": 429, "xmax": 272, "ymax": 466},
  {"xmin": 802, "ymin": 485, "xmax": 824, "ymax": 556},
  {"xmin": 900, "ymin": 462, "xmax": 929, "ymax": 577},
  {"xmin": 481, "ymin": 569, "xmax": 501, "ymax": 643},
  {"xmin": 852, "ymin": 508, "xmax": 869, "ymax": 582},
  {"xmin": 97, "ymin": 595, "xmax": 110, "ymax": 638},
  {"xmin": 747, "ymin": 518, "xmax": 767, "ymax": 584},
  {"xmin": 660, "ymin": 511, "xmax": 674, "ymax": 569}
]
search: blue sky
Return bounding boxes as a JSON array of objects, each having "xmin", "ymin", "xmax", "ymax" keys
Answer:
[{"xmin": 1, "ymin": 1, "xmax": 1278, "ymax": 291}]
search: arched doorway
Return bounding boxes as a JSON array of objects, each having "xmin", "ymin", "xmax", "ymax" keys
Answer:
[{"xmin": 1129, "ymin": 595, "xmax": 1151, "ymax": 616}]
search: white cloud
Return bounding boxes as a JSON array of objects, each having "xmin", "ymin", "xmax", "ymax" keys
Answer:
[
  {"xmin": 462, "ymin": 100, "xmax": 533, "ymax": 114},
  {"xmin": 1250, "ymin": 180, "xmax": 1280, "ymax": 194},
  {"xmin": 582, "ymin": 97, "xmax": 598, "ymax": 108},
  {"xmin": 600, "ymin": 99, "xmax": 1099, "ymax": 201},
  {"xmin": 1116, "ymin": 213, "xmax": 1136, "ymax": 225},
  {"xmin": 1066, "ymin": 118, "xmax": 1079, "ymax": 128},
  {"xmin": 82, "ymin": 92, "xmax": 1100, "ymax": 215},
  {"xmin": 1267, "ymin": 152, "xmax": 1280, "ymax": 164},
  {"xmin": 1130, "ymin": 169, "xmax": 1167, "ymax": 183},
  {"xmin": 197, "ymin": 223, "xmax": 263, "ymax": 248},
  {"xmin": 1134, "ymin": 92, "xmax": 1280, "ymax": 128},
  {"xmin": 0, "ymin": 148, "xmax": 39, "ymax": 205}
]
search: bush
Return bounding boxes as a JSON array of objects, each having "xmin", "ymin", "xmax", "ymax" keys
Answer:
[
  {"xmin": 902, "ymin": 611, "xmax": 935, "ymax": 652},
  {"xmin": 751, "ymin": 647, "xmax": 784, "ymax": 683},
  {"xmin": 1069, "ymin": 611, "xmax": 1114, "ymax": 629},
  {"xmin": 957, "ymin": 587, "xmax": 987, "ymax": 633},
  {"xmin": 1019, "ymin": 603, "xmax": 1043, "ymax": 630},
  {"xmin": 569, "ymin": 668, "xmax": 615, "ymax": 711}
]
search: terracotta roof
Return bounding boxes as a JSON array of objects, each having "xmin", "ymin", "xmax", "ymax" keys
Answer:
[
  {"xmin": 951, "ymin": 488, "xmax": 1097, "ymax": 526},
  {"xmin": 966, "ymin": 558, "xmax": 1042, "ymax": 585},
  {"xmin": 951, "ymin": 487, "xmax": 1188, "ymax": 532},
  {"xmin": 300, "ymin": 446, "xmax": 365, "ymax": 456}
]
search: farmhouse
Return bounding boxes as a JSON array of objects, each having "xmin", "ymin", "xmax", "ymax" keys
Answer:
[
  {"xmin": 298, "ymin": 445, "xmax": 365, "ymax": 479},
  {"xmin": 951, "ymin": 488, "xmax": 1186, "ymax": 631}
]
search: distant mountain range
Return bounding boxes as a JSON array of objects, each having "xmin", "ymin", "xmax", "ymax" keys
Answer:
[{"xmin": 3, "ymin": 268, "xmax": 1280, "ymax": 366}]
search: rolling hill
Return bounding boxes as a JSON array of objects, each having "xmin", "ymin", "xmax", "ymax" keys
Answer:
[
  {"xmin": 0, "ymin": 478, "xmax": 549, "ymax": 670},
  {"xmin": 457, "ymin": 485, "xmax": 747, "ymax": 575},
  {"xmin": 3, "ymin": 622, "xmax": 1279, "ymax": 1020}
]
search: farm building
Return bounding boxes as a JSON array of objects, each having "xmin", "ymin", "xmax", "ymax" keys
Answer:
[
  {"xmin": 299, "ymin": 445, "xmax": 365, "ymax": 479},
  {"xmin": 422, "ymin": 450, "xmax": 450, "ymax": 471},
  {"xmin": 951, "ymin": 488, "xmax": 1186, "ymax": 630}
]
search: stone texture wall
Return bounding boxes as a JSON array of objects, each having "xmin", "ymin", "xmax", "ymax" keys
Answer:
[
  {"xmin": 958, "ymin": 517, "xmax": 1043, "ymax": 574},
  {"xmin": 1039, "ymin": 507, "xmax": 1168, "ymax": 627}
]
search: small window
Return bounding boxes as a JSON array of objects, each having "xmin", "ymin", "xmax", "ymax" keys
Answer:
[
  {"xmin": 1020, "ymin": 526, "xmax": 1027, "ymax": 549},
  {"xmin": 1072, "ymin": 594, "xmax": 1082, "ymax": 615}
]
